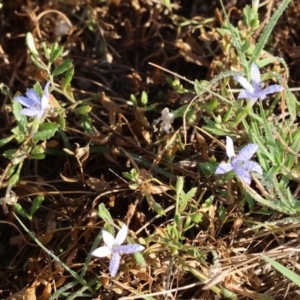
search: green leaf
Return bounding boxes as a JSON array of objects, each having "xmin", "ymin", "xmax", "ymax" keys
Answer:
[
  {"xmin": 9, "ymin": 164, "xmax": 22, "ymax": 185},
  {"xmin": 140, "ymin": 91, "xmax": 148, "ymax": 106},
  {"xmin": 33, "ymin": 122, "xmax": 59, "ymax": 141},
  {"xmin": 190, "ymin": 213, "xmax": 203, "ymax": 223},
  {"xmin": 218, "ymin": 203, "xmax": 226, "ymax": 222},
  {"xmin": 80, "ymin": 115, "xmax": 93, "ymax": 133},
  {"xmin": 31, "ymin": 154, "xmax": 45, "ymax": 160},
  {"xmin": 133, "ymin": 251, "xmax": 147, "ymax": 270},
  {"xmin": 73, "ymin": 105, "xmax": 92, "ymax": 115},
  {"xmin": 26, "ymin": 32, "xmax": 39, "ymax": 57},
  {"xmin": 30, "ymin": 196, "xmax": 44, "ymax": 217},
  {"xmin": 12, "ymin": 100, "xmax": 23, "ymax": 122},
  {"xmin": 97, "ymin": 203, "xmax": 114, "ymax": 224},
  {"xmin": 175, "ymin": 176, "xmax": 184, "ymax": 201},
  {"xmin": 33, "ymin": 82, "xmax": 43, "ymax": 97},
  {"xmin": 14, "ymin": 203, "xmax": 30, "ymax": 219},
  {"xmin": 53, "ymin": 59, "xmax": 73, "ymax": 76},
  {"xmin": 31, "ymin": 145, "xmax": 45, "ymax": 155},
  {"xmin": 31, "ymin": 55, "xmax": 48, "ymax": 70},
  {"xmin": 153, "ymin": 201, "xmax": 165, "ymax": 216},
  {"xmin": 3, "ymin": 149, "xmax": 18, "ymax": 159},
  {"xmin": 130, "ymin": 94, "xmax": 138, "ymax": 106},
  {"xmin": 50, "ymin": 44, "xmax": 64, "ymax": 63},
  {"xmin": 63, "ymin": 66, "xmax": 74, "ymax": 90},
  {"xmin": 262, "ymin": 255, "xmax": 300, "ymax": 287},
  {"xmin": 0, "ymin": 135, "xmax": 15, "ymax": 148},
  {"xmin": 0, "ymin": 83, "xmax": 10, "ymax": 96}
]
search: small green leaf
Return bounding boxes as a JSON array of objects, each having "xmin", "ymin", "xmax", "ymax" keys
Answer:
[
  {"xmin": 98, "ymin": 203, "xmax": 114, "ymax": 224},
  {"xmin": 33, "ymin": 82, "xmax": 43, "ymax": 97},
  {"xmin": 73, "ymin": 105, "xmax": 92, "ymax": 115},
  {"xmin": 63, "ymin": 66, "xmax": 74, "ymax": 90},
  {"xmin": 140, "ymin": 91, "xmax": 148, "ymax": 106},
  {"xmin": 26, "ymin": 32, "xmax": 39, "ymax": 57},
  {"xmin": 33, "ymin": 122, "xmax": 59, "ymax": 141},
  {"xmin": 53, "ymin": 59, "xmax": 73, "ymax": 76},
  {"xmin": 80, "ymin": 115, "xmax": 93, "ymax": 133},
  {"xmin": 57, "ymin": 112, "xmax": 66, "ymax": 130},
  {"xmin": 0, "ymin": 83, "xmax": 10, "ymax": 96},
  {"xmin": 50, "ymin": 44, "xmax": 64, "ymax": 63},
  {"xmin": 190, "ymin": 213, "xmax": 203, "ymax": 223},
  {"xmin": 31, "ymin": 145, "xmax": 45, "ymax": 155},
  {"xmin": 3, "ymin": 149, "xmax": 18, "ymax": 159},
  {"xmin": 130, "ymin": 94, "xmax": 138, "ymax": 106},
  {"xmin": 133, "ymin": 251, "xmax": 147, "ymax": 270},
  {"xmin": 153, "ymin": 201, "xmax": 165, "ymax": 216},
  {"xmin": 31, "ymin": 154, "xmax": 45, "ymax": 160},
  {"xmin": 8, "ymin": 163, "xmax": 23, "ymax": 185},
  {"xmin": 30, "ymin": 196, "xmax": 45, "ymax": 217},
  {"xmin": 175, "ymin": 176, "xmax": 184, "ymax": 201},
  {"xmin": 14, "ymin": 203, "xmax": 30, "ymax": 219},
  {"xmin": 218, "ymin": 203, "xmax": 226, "ymax": 222},
  {"xmin": 12, "ymin": 100, "xmax": 23, "ymax": 122},
  {"xmin": 31, "ymin": 55, "xmax": 48, "ymax": 70},
  {"xmin": 0, "ymin": 135, "xmax": 15, "ymax": 148}
]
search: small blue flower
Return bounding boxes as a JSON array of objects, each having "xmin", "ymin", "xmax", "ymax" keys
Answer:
[
  {"xmin": 14, "ymin": 82, "xmax": 50, "ymax": 119},
  {"xmin": 215, "ymin": 136, "xmax": 263, "ymax": 185},
  {"xmin": 234, "ymin": 63, "xmax": 283, "ymax": 102},
  {"xmin": 91, "ymin": 224, "xmax": 145, "ymax": 277}
]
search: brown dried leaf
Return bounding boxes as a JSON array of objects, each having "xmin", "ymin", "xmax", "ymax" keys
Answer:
[
  {"xmin": 125, "ymin": 203, "xmax": 136, "ymax": 223},
  {"xmin": 60, "ymin": 173, "xmax": 80, "ymax": 182},
  {"xmin": 37, "ymin": 232, "xmax": 53, "ymax": 246},
  {"xmin": 86, "ymin": 177, "xmax": 110, "ymax": 192},
  {"xmin": 5, "ymin": 286, "xmax": 37, "ymax": 300},
  {"xmin": 40, "ymin": 283, "xmax": 52, "ymax": 300},
  {"xmin": 99, "ymin": 92, "xmax": 121, "ymax": 126}
]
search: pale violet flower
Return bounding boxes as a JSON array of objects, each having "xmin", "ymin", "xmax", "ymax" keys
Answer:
[
  {"xmin": 215, "ymin": 136, "xmax": 263, "ymax": 185},
  {"xmin": 234, "ymin": 63, "xmax": 283, "ymax": 102},
  {"xmin": 91, "ymin": 224, "xmax": 145, "ymax": 277},
  {"xmin": 14, "ymin": 82, "xmax": 50, "ymax": 119},
  {"xmin": 153, "ymin": 107, "xmax": 174, "ymax": 133}
]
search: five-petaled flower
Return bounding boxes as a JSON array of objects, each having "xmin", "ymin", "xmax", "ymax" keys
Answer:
[
  {"xmin": 215, "ymin": 136, "xmax": 263, "ymax": 185},
  {"xmin": 14, "ymin": 82, "xmax": 51, "ymax": 119},
  {"xmin": 153, "ymin": 107, "xmax": 174, "ymax": 133},
  {"xmin": 91, "ymin": 224, "xmax": 145, "ymax": 277},
  {"xmin": 234, "ymin": 63, "xmax": 283, "ymax": 102}
]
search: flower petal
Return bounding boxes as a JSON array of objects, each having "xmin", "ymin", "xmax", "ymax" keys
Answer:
[
  {"xmin": 41, "ymin": 82, "xmax": 51, "ymax": 111},
  {"xmin": 14, "ymin": 95, "xmax": 36, "ymax": 108},
  {"xmin": 102, "ymin": 229, "xmax": 115, "ymax": 248},
  {"xmin": 109, "ymin": 252, "xmax": 121, "ymax": 277},
  {"xmin": 234, "ymin": 167, "xmax": 252, "ymax": 185},
  {"xmin": 118, "ymin": 244, "xmax": 145, "ymax": 254},
  {"xmin": 234, "ymin": 75, "xmax": 254, "ymax": 93},
  {"xmin": 215, "ymin": 163, "xmax": 233, "ymax": 174},
  {"xmin": 226, "ymin": 136, "xmax": 235, "ymax": 158},
  {"xmin": 244, "ymin": 161, "xmax": 263, "ymax": 174},
  {"xmin": 20, "ymin": 108, "xmax": 40, "ymax": 117},
  {"xmin": 237, "ymin": 143, "xmax": 258, "ymax": 161},
  {"xmin": 258, "ymin": 84, "xmax": 284, "ymax": 100},
  {"xmin": 91, "ymin": 246, "xmax": 112, "ymax": 257},
  {"xmin": 25, "ymin": 88, "xmax": 41, "ymax": 105},
  {"xmin": 115, "ymin": 224, "xmax": 128, "ymax": 246},
  {"xmin": 250, "ymin": 63, "xmax": 261, "ymax": 93},
  {"xmin": 237, "ymin": 90, "xmax": 259, "ymax": 102}
]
